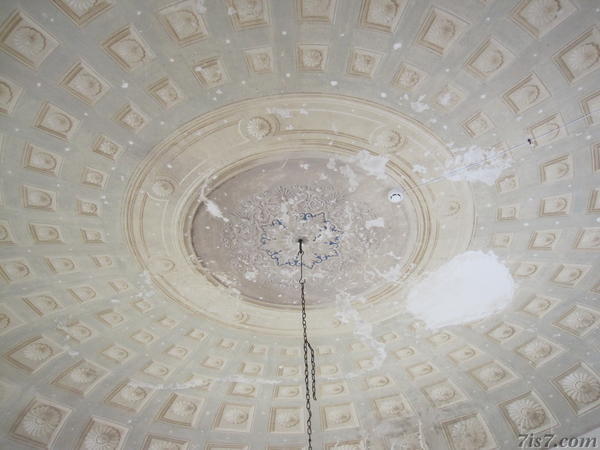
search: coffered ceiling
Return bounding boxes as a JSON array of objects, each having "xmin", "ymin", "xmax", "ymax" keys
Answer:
[{"xmin": 0, "ymin": 0, "xmax": 599, "ymax": 449}]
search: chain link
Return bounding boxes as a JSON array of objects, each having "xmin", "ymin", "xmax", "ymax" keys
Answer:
[{"xmin": 298, "ymin": 239, "xmax": 317, "ymax": 450}]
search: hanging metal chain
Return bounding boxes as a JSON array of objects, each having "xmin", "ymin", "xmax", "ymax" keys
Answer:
[{"xmin": 298, "ymin": 239, "xmax": 317, "ymax": 450}]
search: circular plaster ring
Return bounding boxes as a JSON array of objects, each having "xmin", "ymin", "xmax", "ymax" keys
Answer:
[{"xmin": 124, "ymin": 93, "xmax": 475, "ymax": 335}]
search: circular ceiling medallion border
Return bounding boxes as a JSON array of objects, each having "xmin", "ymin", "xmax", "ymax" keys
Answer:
[{"xmin": 122, "ymin": 93, "xmax": 475, "ymax": 335}]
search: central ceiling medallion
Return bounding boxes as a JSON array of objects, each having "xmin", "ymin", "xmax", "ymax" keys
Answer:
[
  {"xmin": 190, "ymin": 155, "xmax": 416, "ymax": 307},
  {"xmin": 125, "ymin": 94, "xmax": 474, "ymax": 333},
  {"xmin": 260, "ymin": 211, "xmax": 343, "ymax": 269}
]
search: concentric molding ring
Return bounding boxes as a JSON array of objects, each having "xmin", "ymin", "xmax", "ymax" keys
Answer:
[{"xmin": 123, "ymin": 93, "xmax": 475, "ymax": 335}]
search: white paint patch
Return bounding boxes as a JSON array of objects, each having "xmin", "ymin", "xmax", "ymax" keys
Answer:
[
  {"xmin": 393, "ymin": 42, "xmax": 402, "ymax": 50},
  {"xmin": 365, "ymin": 217, "xmax": 385, "ymax": 229},
  {"xmin": 410, "ymin": 95, "xmax": 430, "ymax": 112},
  {"xmin": 266, "ymin": 107, "xmax": 293, "ymax": 118},
  {"xmin": 438, "ymin": 92, "xmax": 454, "ymax": 106},
  {"xmin": 196, "ymin": 0, "xmax": 207, "ymax": 13},
  {"xmin": 443, "ymin": 145, "xmax": 512, "ymax": 186},
  {"xmin": 205, "ymin": 199, "xmax": 229, "ymax": 222},
  {"xmin": 348, "ymin": 150, "xmax": 389, "ymax": 180},
  {"xmin": 406, "ymin": 251, "xmax": 515, "ymax": 329},
  {"xmin": 339, "ymin": 164, "xmax": 358, "ymax": 192},
  {"xmin": 412, "ymin": 164, "xmax": 427, "ymax": 174}
]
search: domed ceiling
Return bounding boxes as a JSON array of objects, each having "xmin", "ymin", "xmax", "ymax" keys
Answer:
[{"xmin": 0, "ymin": 0, "xmax": 599, "ymax": 449}]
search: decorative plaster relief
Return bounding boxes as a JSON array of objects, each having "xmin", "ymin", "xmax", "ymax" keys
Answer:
[
  {"xmin": 165, "ymin": 344, "xmax": 190, "ymax": 360},
  {"xmin": 589, "ymin": 188, "xmax": 600, "ymax": 213},
  {"xmin": 551, "ymin": 264, "xmax": 590, "ymax": 286},
  {"xmin": 68, "ymin": 285, "xmax": 97, "ymax": 302},
  {"xmin": 102, "ymin": 25, "xmax": 155, "ymax": 72},
  {"xmin": 0, "ymin": 220, "xmax": 15, "ymax": 245},
  {"xmin": 554, "ymin": 363, "xmax": 600, "ymax": 415},
  {"xmin": 214, "ymin": 403, "xmax": 254, "ymax": 432},
  {"xmin": 346, "ymin": 48, "xmax": 382, "ymax": 78},
  {"xmin": 448, "ymin": 345, "xmax": 481, "ymax": 364},
  {"xmin": 4, "ymin": 335, "xmax": 62, "ymax": 373},
  {"xmin": 51, "ymin": 0, "xmax": 114, "ymax": 26},
  {"xmin": 29, "ymin": 223, "xmax": 64, "ymax": 244},
  {"xmin": 92, "ymin": 135, "xmax": 123, "ymax": 161},
  {"xmin": 491, "ymin": 232, "xmax": 512, "ymax": 248},
  {"xmin": 512, "ymin": 0, "xmax": 576, "ymax": 38},
  {"xmin": 463, "ymin": 111, "xmax": 494, "ymax": 137},
  {"xmin": 554, "ymin": 27, "xmax": 600, "ymax": 83},
  {"xmin": 407, "ymin": 362, "xmax": 438, "ymax": 379},
  {"xmin": 132, "ymin": 299, "xmax": 153, "ymax": 313},
  {"xmin": 115, "ymin": 103, "xmax": 148, "ymax": 133},
  {"xmin": 391, "ymin": 62, "xmax": 427, "ymax": 91},
  {"xmin": 157, "ymin": 393, "xmax": 203, "ymax": 427},
  {"xmin": 147, "ymin": 77, "xmax": 183, "ymax": 110},
  {"xmin": 105, "ymin": 380, "xmax": 152, "ymax": 412},
  {"xmin": 158, "ymin": 0, "xmax": 208, "ymax": 46},
  {"xmin": 22, "ymin": 185, "xmax": 56, "ymax": 211},
  {"xmin": 503, "ymin": 73, "xmax": 551, "ymax": 114},
  {"xmin": 97, "ymin": 309, "xmax": 124, "ymax": 327},
  {"xmin": 540, "ymin": 193, "xmax": 571, "ymax": 216},
  {"xmin": 34, "ymin": 103, "xmax": 79, "ymax": 141},
  {"xmin": 76, "ymin": 417, "xmax": 128, "ymax": 450},
  {"xmin": 81, "ymin": 228, "xmax": 105, "ymax": 244},
  {"xmin": 374, "ymin": 394, "xmax": 412, "ymax": 419},
  {"xmin": 131, "ymin": 329, "xmax": 157, "ymax": 345},
  {"xmin": 581, "ymin": 91, "xmax": 600, "ymax": 125},
  {"xmin": 521, "ymin": 295, "xmax": 558, "ymax": 318},
  {"xmin": 529, "ymin": 229, "xmax": 561, "ymax": 250},
  {"xmin": 142, "ymin": 435, "xmax": 189, "ymax": 450},
  {"xmin": 423, "ymin": 379, "xmax": 465, "ymax": 407},
  {"xmin": 23, "ymin": 143, "xmax": 63, "ymax": 176},
  {"xmin": 269, "ymin": 407, "xmax": 303, "ymax": 433},
  {"xmin": 318, "ymin": 382, "xmax": 348, "ymax": 398},
  {"xmin": 574, "ymin": 228, "xmax": 600, "ymax": 250},
  {"xmin": 61, "ymin": 61, "xmax": 110, "ymax": 105},
  {"xmin": 81, "ymin": 167, "xmax": 108, "ymax": 189},
  {"xmin": 52, "ymin": 359, "xmax": 107, "ymax": 396},
  {"xmin": 0, "ymin": 75, "xmax": 23, "ymax": 115},
  {"xmin": 496, "ymin": 174, "xmax": 519, "ymax": 193},
  {"xmin": 142, "ymin": 361, "xmax": 172, "ymax": 380},
  {"xmin": 244, "ymin": 47, "xmax": 274, "ymax": 74},
  {"xmin": 297, "ymin": 44, "xmax": 328, "ymax": 71},
  {"xmin": 0, "ymin": 10, "xmax": 59, "ymax": 69},
  {"xmin": 466, "ymin": 38, "xmax": 514, "ymax": 79},
  {"xmin": 321, "ymin": 403, "xmax": 359, "ymax": 431},
  {"xmin": 193, "ymin": 57, "xmax": 228, "ymax": 87},
  {"xmin": 59, "ymin": 321, "xmax": 96, "ymax": 342},
  {"xmin": 442, "ymin": 414, "xmax": 496, "ymax": 450},
  {"xmin": 487, "ymin": 322, "xmax": 522, "ymax": 343},
  {"xmin": 540, "ymin": 155, "xmax": 572, "ymax": 183},
  {"xmin": 101, "ymin": 345, "xmax": 134, "ymax": 364},
  {"xmin": 554, "ymin": 304, "xmax": 599, "ymax": 336},
  {"xmin": 516, "ymin": 336, "xmax": 562, "ymax": 367},
  {"xmin": 298, "ymin": 0, "xmax": 337, "ymax": 23},
  {"xmin": 528, "ymin": 113, "xmax": 567, "ymax": 147},
  {"xmin": 469, "ymin": 360, "xmax": 516, "ymax": 390},
  {"xmin": 416, "ymin": 7, "xmax": 468, "ymax": 56},
  {"xmin": 501, "ymin": 391, "xmax": 556, "ymax": 435},
  {"xmin": 0, "ymin": 259, "xmax": 33, "ymax": 283},
  {"xmin": 497, "ymin": 204, "xmax": 519, "ymax": 221},
  {"xmin": 226, "ymin": 0, "xmax": 270, "ymax": 30},
  {"xmin": 10, "ymin": 397, "xmax": 70, "ymax": 448},
  {"xmin": 77, "ymin": 199, "xmax": 100, "ymax": 216},
  {"xmin": 359, "ymin": 0, "xmax": 406, "ymax": 33},
  {"xmin": 0, "ymin": 304, "xmax": 23, "ymax": 335}
]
